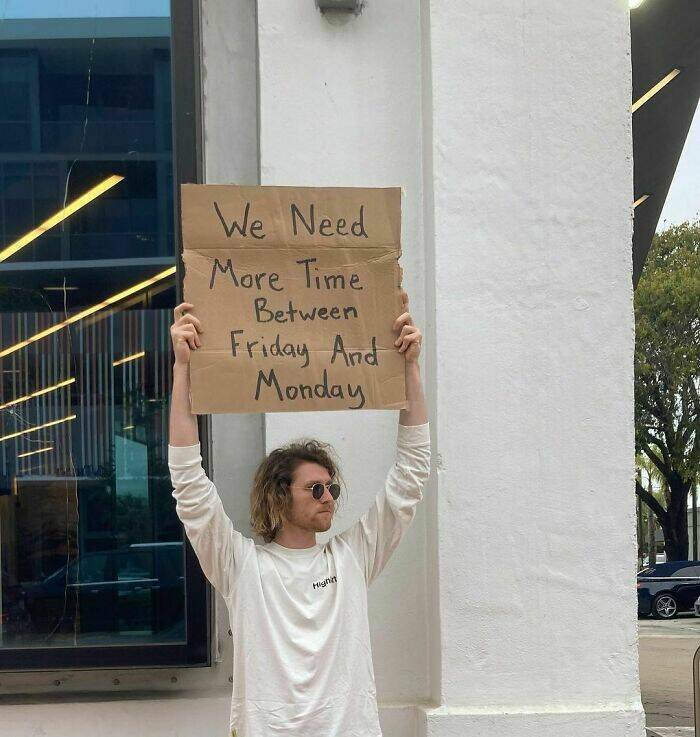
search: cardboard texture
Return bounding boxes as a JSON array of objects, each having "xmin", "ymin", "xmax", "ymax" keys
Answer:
[{"xmin": 181, "ymin": 184, "xmax": 407, "ymax": 413}]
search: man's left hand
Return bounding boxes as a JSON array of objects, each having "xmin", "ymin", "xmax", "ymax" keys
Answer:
[{"xmin": 393, "ymin": 290, "xmax": 422, "ymax": 364}]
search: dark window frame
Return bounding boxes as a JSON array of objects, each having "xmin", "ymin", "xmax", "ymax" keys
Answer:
[{"xmin": 0, "ymin": 0, "xmax": 212, "ymax": 672}]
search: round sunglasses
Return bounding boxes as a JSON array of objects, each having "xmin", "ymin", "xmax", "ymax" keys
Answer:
[{"xmin": 305, "ymin": 481, "xmax": 341, "ymax": 500}]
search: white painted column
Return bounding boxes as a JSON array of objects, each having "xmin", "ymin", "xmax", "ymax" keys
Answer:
[
  {"xmin": 255, "ymin": 2, "xmax": 428, "ymax": 734},
  {"xmin": 419, "ymin": 2, "xmax": 645, "ymax": 736}
]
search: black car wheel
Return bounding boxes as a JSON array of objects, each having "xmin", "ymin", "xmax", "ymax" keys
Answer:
[{"xmin": 652, "ymin": 593, "xmax": 679, "ymax": 619}]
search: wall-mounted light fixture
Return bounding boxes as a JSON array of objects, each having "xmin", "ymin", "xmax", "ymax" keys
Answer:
[{"xmin": 316, "ymin": 0, "xmax": 364, "ymax": 14}]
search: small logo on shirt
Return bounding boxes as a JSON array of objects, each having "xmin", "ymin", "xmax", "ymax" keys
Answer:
[{"xmin": 312, "ymin": 575, "xmax": 337, "ymax": 590}]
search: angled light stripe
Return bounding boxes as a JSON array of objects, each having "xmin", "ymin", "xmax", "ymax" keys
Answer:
[
  {"xmin": 631, "ymin": 69, "xmax": 681, "ymax": 113},
  {"xmin": 0, "ymin": 378, "xmax": 75, "ymax": 412},
  {"xmin": 17, "ymin": 446, "xmax": 54, "ymax": 459},
  {"xmin": 0, "ymin": 414, "xmax": 77, "ymax": 444},
  {"xmin": 113, "ymin": 351, "xmax": 145, "ymax": 367},
  {"xmin": 0, "ymin": 266, "xmax": 176, "ymax": 358},
  {"xmin": 0, "ymin": 175, "xmax": 124, "ymax": 263}
]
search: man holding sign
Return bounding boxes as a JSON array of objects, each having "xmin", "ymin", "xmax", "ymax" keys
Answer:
[{"xmin": 168, "ymin": 289, "xmax": 429, "ymax": 737}]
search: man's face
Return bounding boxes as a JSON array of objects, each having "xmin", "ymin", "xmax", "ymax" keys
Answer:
[{"xmin": 285, "ymin": 461, "xmax": 336, "ymax": 533}]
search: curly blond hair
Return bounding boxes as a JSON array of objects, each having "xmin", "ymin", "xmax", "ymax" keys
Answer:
[{"xmin": 250, "ymin": 439, "xmax": 341, "ymax": 543}]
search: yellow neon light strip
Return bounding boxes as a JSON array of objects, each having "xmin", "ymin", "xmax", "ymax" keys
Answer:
[
  {"xmin": 0, "ymin": 414, "xmax": 76, "ymax": 443},
  {"xmin": 0, "ymin": 266, "xmax": 176, "ymax": 359},
  {"xmin": 631, "ymin": 69, "xmax": 681, "ymax": 113},
  {"xmin": 0, "ymin": 377, "xmax": 75, "ymax": 412},
  {"xmin": 0, "ymin": 175, "xmax": 124, "ymax": 263},
  {"xmin": 17, "ymin": 446, "xmax": 54, "ymax": 459},
  {"xmin": 633, "ymin": 194, "xmax": 650, "ymax": 208},
  {"xmin": 113, "ymin": 351, "xmax": 145, "ymax": 367}
]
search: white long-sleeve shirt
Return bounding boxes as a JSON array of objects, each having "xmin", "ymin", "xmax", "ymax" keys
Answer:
[{"xmin": 168, "ymin": 422, "xmax": 430, "ymax": 737}]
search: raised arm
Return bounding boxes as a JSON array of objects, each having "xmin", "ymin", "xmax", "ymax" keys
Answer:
[
  {"xmin": 394, "ymin": 291, "xmax": 428, "ymax": 427},
  {"xmin": 169, "ymin": 301, "xmax": 201, "ymax": 446},
  {"xmin": 168, "ymin": 302, "xmax": 249, "ymax": 599},
  {"xmin": 336, "ymin": 292, "xmax": 431, "ymax": 584}
]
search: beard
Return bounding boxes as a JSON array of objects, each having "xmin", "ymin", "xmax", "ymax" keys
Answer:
[
  {"xmin": 289, "ymin": 509, "xmax": 333, "ymax": 533},
  {"xmin": 316, "ymin": 512, "xmax": 333, "ymax": 531}
]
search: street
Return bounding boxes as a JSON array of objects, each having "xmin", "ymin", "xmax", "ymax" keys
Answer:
[{"xmin": 640, "ymin": 615, "xmax": 700, "ymax": 730}]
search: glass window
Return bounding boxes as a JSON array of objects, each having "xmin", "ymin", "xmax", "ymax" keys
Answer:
[{"xmin": 0, "ymin": 2, "xmax": 207, "ymax": 669}]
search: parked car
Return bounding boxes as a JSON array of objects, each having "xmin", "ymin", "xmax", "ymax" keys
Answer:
[
  {"xmin": 637, "ymin": 560, "xmax": 700, "ymax": 619},
  {"xmin": 23, "ymin": 542, "xmax": 185, "ymax": 636},
  {"xmin": 694, "ymin": 595, "xmax": 700, "ymax": 617}
]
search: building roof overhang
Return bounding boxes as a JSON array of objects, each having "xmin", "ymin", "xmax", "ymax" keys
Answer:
[{"xmin": 631, "ymin": 0, "xmax": 700, "ymax": 285}]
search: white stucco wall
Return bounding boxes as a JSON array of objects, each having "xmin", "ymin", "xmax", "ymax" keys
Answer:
[
  {"xmin": 0, "ymin": 2, "xmax": 645, "ymax": 736},
  {"xmin": 256, "ymin": 0, "xmax": 429, "ymax": 724},
  {"xmin": 421, "ymin": 1, "xmax": 644, "ymax": 735},
  {"xmin": 252, "ymin": 1, "xmax": 644, "ymax": 736}
]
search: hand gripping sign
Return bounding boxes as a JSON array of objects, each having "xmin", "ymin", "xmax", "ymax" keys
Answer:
[{"xmin": 180, "ymin": 184, "xmax": 407, "ymax": 413}]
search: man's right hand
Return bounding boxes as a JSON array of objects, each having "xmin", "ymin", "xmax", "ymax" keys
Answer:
[{"xmin": 170, "ymin": 302, "xmax": 203, "ymax": 365}]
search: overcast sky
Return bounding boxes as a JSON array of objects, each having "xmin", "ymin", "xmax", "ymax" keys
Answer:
[{"xmin": 657, "ymin": 100, "xmax": 700, "ymax": 231}]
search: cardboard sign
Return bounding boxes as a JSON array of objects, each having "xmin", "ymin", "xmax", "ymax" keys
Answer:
[{"xmin": 181, "ymin": 184, "xmax": 407, "ymax": 413}]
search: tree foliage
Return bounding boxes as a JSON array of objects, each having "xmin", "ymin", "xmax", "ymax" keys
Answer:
[{"xmin": 634, "ymin": 220, "xmax": 700, "ymax": 561}]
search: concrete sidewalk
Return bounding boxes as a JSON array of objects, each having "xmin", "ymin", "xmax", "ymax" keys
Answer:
[
  {"xmin": 640, "ymin": 621, "xmax": 698, "ymax": 730},
  {"xmin": 647, "ymin": 728, "xmax": 694, "ymax": 737}
]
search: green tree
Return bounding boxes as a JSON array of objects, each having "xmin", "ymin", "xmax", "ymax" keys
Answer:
[
  {"xmin": 635, "ymin": 453, "xmax": 667, "ymax": 565},
  {"xmin": 634, "ymin": 220, "xmax": 700, "ymax": 561}
]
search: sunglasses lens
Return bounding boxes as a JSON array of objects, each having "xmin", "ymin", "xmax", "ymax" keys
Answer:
[{"xmin": 311, "ymin": 482, "xmax": 340, "ymax": 500}]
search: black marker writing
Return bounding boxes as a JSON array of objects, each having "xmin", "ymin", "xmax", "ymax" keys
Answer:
[
  {"xmin": 330, "ymin": 334, "xmax": 378, "ymax": 367},
  {"xmin": 209, "ymin": 258, "xmax": 282, "ymax": 291},
  {"xmin": 290, "ymin": 203, "xmax": 368, "ymax": 238},
  {"xmin": 231, "ymin": 330, "xmax": 310, "ymax": 369},
  {"xmin": 253, "ymin": 297, "xmax": 358, "ymax": 324},
  {"xmin": 254, "ymin": 368, "xmax": 366, "ymax": 409},
  {"xmin": 213, "ymin": 201, "xmax": 265, "ymax": 239},
  {"xmin": 296, "ymin": 258, "xmax": 363, "ymax": 291}
]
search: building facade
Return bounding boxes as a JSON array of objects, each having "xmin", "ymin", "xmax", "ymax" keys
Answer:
[{"xmin": 0, "ymin": 2, "xmax": 644, "ymax": 736}]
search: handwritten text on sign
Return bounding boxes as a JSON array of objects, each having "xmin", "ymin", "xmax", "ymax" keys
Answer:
[{"xmin": 181, "ymin": 185, "xmax": 407, "ymax": 413}]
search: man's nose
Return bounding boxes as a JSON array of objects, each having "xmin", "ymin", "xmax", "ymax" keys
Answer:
[{"xmin": 320, "ymin": 487, "xmax": 334, "ymax": 503}]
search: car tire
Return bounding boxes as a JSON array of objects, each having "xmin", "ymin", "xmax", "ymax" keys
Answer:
[{"xmin": 651, "ymin": 593, "xmax": 679, "ymax": 619}]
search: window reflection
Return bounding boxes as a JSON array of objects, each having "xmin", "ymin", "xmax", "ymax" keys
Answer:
[{"xmin": 0, "ymin": 6, "xmax": 183, "ymax": 650}]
